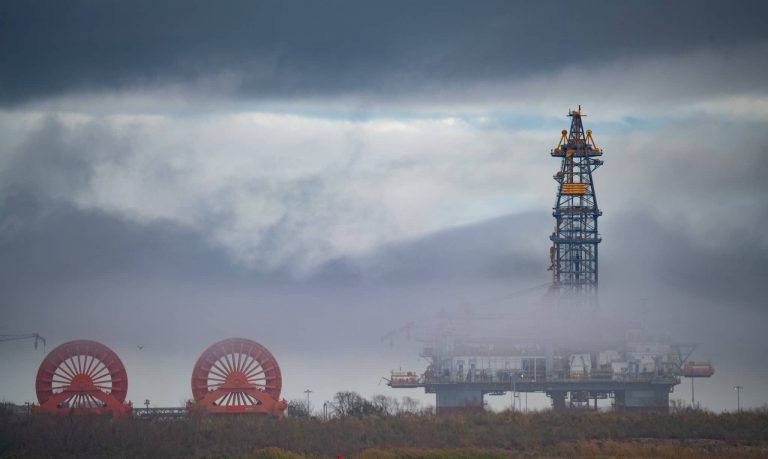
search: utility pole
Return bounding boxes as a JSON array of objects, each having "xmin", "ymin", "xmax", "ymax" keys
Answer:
[
  {"xmin": 304, "ymin": 389, "xmax": 312, "ymax": 414},
  {"xmin": 734, "ymin": 385, "xmax": 743, "ymax": 412},
  {"xmin": 691, "ymin": 377, "xmax": 695, "ymax": 408},
  {"xmin": 510, "ymin": 372, "xmax": 516, "ymax": 412},
  {"xmin": 510, "ymin": 372, "xmax": 524, "ymax": 412}
]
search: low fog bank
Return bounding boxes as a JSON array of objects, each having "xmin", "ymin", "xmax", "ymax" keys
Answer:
[{"xmin": 1, "ymin": 198, "xmax": 765, "ymax": 412}]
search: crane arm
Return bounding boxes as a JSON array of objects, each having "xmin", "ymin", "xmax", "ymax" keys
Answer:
[{"xmin": 0, "ymin": 333, "xmax": 46, "ymax": 349}]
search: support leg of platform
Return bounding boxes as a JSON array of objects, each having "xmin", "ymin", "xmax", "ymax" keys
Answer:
[
  {"xmin": 435, "ymin": 387, "xmax": 484, "ymax": 414},
  {"xmin": 549, "ymin": 391, "xmax": 567, "ymax": 411}
]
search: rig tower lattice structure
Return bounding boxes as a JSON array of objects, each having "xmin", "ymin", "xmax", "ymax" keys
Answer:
[{"xmin": 548, "ymin": 106, "xmax": 603, "ymax": 304}]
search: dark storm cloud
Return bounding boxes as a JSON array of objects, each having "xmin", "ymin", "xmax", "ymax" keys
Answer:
[
  {"xmin": 362, "ymin": 212, "xmax": 545, "ymax": 284},
  {"xmin": 0, "ymin": 196, "xmax": 252, "ymax": 289},
  {"xmin": 364, "ymin": 209, "xmax": 768, "ymax": 309},
  {"xmin": 1, "ymin": 0, "xmax": 767, "ymax": 105},
  {"xmin": 600, "ymin": 212, "xmax": 768, "ymax": 305}
]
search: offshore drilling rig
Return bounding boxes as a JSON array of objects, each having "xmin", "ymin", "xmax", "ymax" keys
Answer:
[{"xmin": 387, "ymin": 107, "xmax": 714, "ymax": 413}]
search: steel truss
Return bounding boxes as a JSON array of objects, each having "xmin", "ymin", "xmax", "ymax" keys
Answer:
[{"xmin": 549, "ymin": 107, "xmax": 603, "ymax": 303}]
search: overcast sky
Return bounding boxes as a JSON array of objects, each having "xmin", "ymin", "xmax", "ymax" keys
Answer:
[{"xmin": 0, "ymin": 0, "xmax": 767, "ymax": 412}]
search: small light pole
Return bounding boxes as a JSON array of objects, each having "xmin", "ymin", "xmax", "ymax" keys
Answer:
[
  {"xmin": 304, "ymin": 389, "xmax": 312, "ymax": 414},
  {"xmin": 510, "ymin": 371, "xmax": 524, "ymax": 412},
  {"xmin": 510, "ymin": 372, "xmax": 516, "ymax": 412},
  {"xmin": 691, "ymin": 377, "xmax": 695, "ymax": 408},
  {"xmin": 144, "ymin": 399, "xmax": 150, "ymax": 410},
  {"xmin": 323, "ymin": 401, "xmax": 329, "ymax": 421},
  {"xmin": 734, "ymin": 385, "xmax": 743, "ymax": 412}
]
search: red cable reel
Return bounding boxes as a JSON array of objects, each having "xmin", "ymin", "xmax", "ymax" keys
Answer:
[
  {"xmin": 34, "ymin": 340, "xmax": 131, "ymax": 417},
  {"xmin": 190, "ymin": 337, "xmax": 287, "ymax": 416}
]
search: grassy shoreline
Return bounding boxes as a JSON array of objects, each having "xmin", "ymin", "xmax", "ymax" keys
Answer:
[{"xmin": 2, "ymin": 407, "xmax": 767, "ymax": 458}]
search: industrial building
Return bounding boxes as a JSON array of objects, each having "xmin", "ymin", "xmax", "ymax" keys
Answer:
[{"xmin": 388, "ymin": 108, "xmax": 713, "ymax": 413}]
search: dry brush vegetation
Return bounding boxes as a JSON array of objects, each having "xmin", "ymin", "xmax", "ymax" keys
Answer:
[{"xmin": 2, "ymin": 394, "xmax": 768, "ymax": 458}]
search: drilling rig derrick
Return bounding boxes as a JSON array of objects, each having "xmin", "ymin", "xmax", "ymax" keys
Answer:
[{"xmin": 549, "ymin": 106, "xmax": 603, "ymax": 305}]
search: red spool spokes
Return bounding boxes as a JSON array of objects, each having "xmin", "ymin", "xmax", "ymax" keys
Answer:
[
  {"xmin": 191, "ymin": 338, "xmax": 282, "ymax": 407},
  {"xmin": 35, "ymin": 340, "xmax": 128, "ymax": 408}
]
